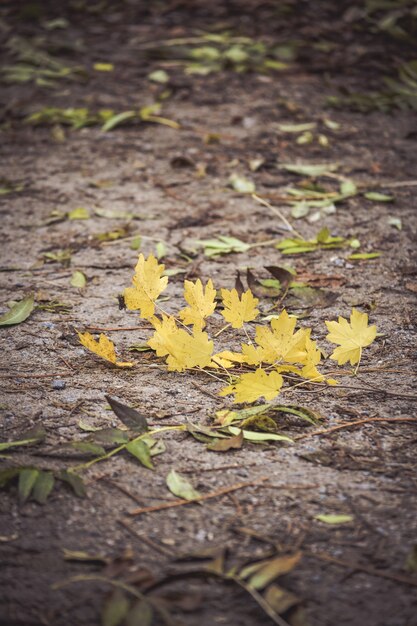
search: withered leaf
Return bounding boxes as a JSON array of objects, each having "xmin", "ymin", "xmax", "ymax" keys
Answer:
[
  {"xmin": 265, "ymin": 265, "xmax": 294, "ymax": 289},
  {"xmin": 207, "ymin": 430, "xmax": 243, "ymax": 452},
  {"xmin": 105, "ymin": 395, "xmax": 148, "ymax": 433}
]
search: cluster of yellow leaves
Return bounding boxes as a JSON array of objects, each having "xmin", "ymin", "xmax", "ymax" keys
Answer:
[{"xmin": 78, "ymin": 254, "xmax": 378, "ymax": 404}]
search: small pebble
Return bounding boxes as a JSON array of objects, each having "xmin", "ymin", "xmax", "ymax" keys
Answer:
[
  {"xmin": 52, "ymin": 379, "xmax": 66, "ymax": 390},
  {"xmin": 42, "ymin": 322, "xmax": 55, "ymax": 330}
]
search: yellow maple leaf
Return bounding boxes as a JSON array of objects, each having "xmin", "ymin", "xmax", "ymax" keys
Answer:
[
  {"xmin": 178, "ymin": 279, "xmax": 216, "ymax": 330},
  {"xmin": 78, "ymin": 332, "xmax": 133, "ymax": 367},
  {"xmin": 220, "ymin": 368, "xmax": 283, "ymax": 403},
  {"xmin": 300, "ymin": 333, "xmax": 325, "ymax": 382},
  {"xmin": 220, "ymin": 288, "xmax": 260, "ymax": 328},
  {"xmin": 211, "ymin": 350, "xmax": 247, "ymax": 368},
  {"xmin": 240, "ymin": 310, "xmax": 307, "ymax": 366},
  {"xmin": 124, "ymin": 253, "xmax": 168, "ymax": 320},
  {"xmin": 148, "ymin": 315, "xmax": 213, "ymax": 371},
  {"xmin": 325, "ymin": 308, "xmax": 377, "ymax": 366}
]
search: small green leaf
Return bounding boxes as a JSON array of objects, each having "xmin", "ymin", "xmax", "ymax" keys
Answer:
[
  {"xmin": 94, "ymin": 63, "xmax": 114, "ymax": 72},
  {"xmin": 228, "ymin": 426, "xmax": 292, "ymax": 443},
  {"xmin": 315, "ymin": 514, "xmax": 354, "ymax": 525},
  {"xmin": 387, "ymin": 216, "xmax": 402, "ymax": 230},
  {"xmin": 148, "ymin": 69, "xmax": 169, "ymax": 84},
  {"xmin": 0, "ymin": 295, "xmax": 34, "ymax": 327},
  {"xmin": 340, "ymin": 179, "xmax": 357, "ymax": 195},
  {"xmin": 18, "ymin": 468, "xmax": 40, "ymax": 503},
  {"xmin": 278, "ymin": 122, "xmax": 316, "ymax": 133},
  {"xmin": 229, "ymin": 173, "xmax": 256, "ymax": 193},
  {"xmin": 70, "ymin": 271, "xmax": 87, "ymax": 288},
  {"xmin": 32, "ymin": 471, "xmax": 55, "ymax": 504},
  {"xmin": 280, "ymin": 163, "xmax": 339, "ymax": 177},
  {"xmin": 71, "ymin": 442, "xmax": 106, "ymax": 456},
  {"xmin": 272, "ymin": 405, "xmax": 320, "ymax": 425},
  {"xmin": 102, "ymin": 111, "xmax": 136, "ymax": 132},
  {"xmin": 102, "ymin": 589, "xmax": 130, "ymax": 626},
  {"xmin": 166, "ymin": 469, "xmax": 201, "ymax": 500},
  {"xmin": 126, "ymin": 600, "xmax": 153, "ymax": 626},
  {"xmin": 126, "ymin": 439, "xmax": 154, "ymax": 469},
  {"xmin": 59, "ymin": 471, "xmax": 86, "ymax": 497},
  {"xmin": 130, "ymin": 236, "xmax": 142, "ymax": 251},
  {"xmin": 364, "ymin": 192, "xmax": 394, "ymax": 202},
  {"xmin": 94, "ymin": 208, "xmax": 135, "ymax": 220},
  {"xmin": 196, "ymin": 235, "xmax": 251, "ymax": 257},
  {"xmin": 68, "ymin": 207, "xmax": 90, "ymax": 220},
  {"xmin": 155, "ymin": 241, "xmax": 167, "ymax": 259},
  {"xmin": 93, "ymin": 428, "xmax": 130, "ymax": 445},
  {"xmin": 0, "ymin": 468, "xmax": 20, "ymax": 487},
  {"xmin": 348, "ymin": 252, "xmax": 381, "ymax": 260}
]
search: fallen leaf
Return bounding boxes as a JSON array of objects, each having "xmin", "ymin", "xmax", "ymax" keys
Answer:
[
  {"xmin": 207, "ymin": 430, "xmax": 243, "ymax": 452},
  {"xmin": 93, "ymin": 62, "xmax": 114, "ymax": 72},
  {"xmin": 70, "ymin": 271, "xmax": 87, "ymax": 288},
  {"xmin": 228, "ymin": 426, "xmax": 292, "ymax": 443},
  {"xmin": 102, "ymin": 111, "xmax": 136, "ymax": 132},
  {"xmin": 102, "ymin": 589, "xmax": 130, "ymax": 626},
  {"xmin": 348, "ymin": 252, "xmax": 382, "ymax": 260},
  {"xmin": 126, "ymin": 601, "xmax": 153, "ymax": 626},
  {"xmin": 387, "ymin": 216, "xmax": 402, "ymax": 230},
  {"xmin": 229, "ymin": 173, "xmax": 256, "ymax": 193},
  {"xmin": 126, "ymin": 440, "xmax": 154, "ymax": 469},
  {"xmin": 68, "ymin": 207, "xmax": 90, "ymax": 220},
  {"xmin": 315, "ymin": 514, "xmax": 354, "ymax": 525},
  {"xmin": 124, "ymin": 253, "xmax": 168, "ymax": 319},
  {"xmin": 78, "ymin": 332, "xmax": 133, "ymax": 368},
  {"xmin": 220, "ymin": 369, "xmax": 284, "ymax": 403},
  {"xmin": 220, "ymin": 288, "xmax": 260, "ymax": 328},
  {"xmin": 18, "ymin": 468, "xmax": 39, "ymax": 503},
  {"xmin": 105, "ymin": 396, "xmax": 148, "ymax": 433},
  {"xmin": 196, "ymin": 235, "xmax": 252, "ymax": 257},
  {"xmin": 59, "ymin": 470, "xmax": 86, "ymax": 497},
  {"xmin": 364, "ymin": 192, "xmax": 394, "ymax": 202},
  {"xmin": 264, "ymin": 584, "xmax": 300, "ymax": 614},
  {"xmin": 166, "ymin": 469, "xmax": 201, "ymax": 500},
  {"xmin": 325, "ymin": 308, "xmax": 377, "ymax": 366},
  {"xmin": 280, "ymin": 162, "xmax": 339, "ymax": 177},
  {"xmin": 0, "ymin": 295, "xmax": 34, "ymax": 327},
  {"xmin": 32, "ymin": 471, "xmax": 55, "ymax": 504},
  {"xmin": 179, "ymin": 279, "xmax": 217, "ymax": 329},
  {"xmin": 244, "ymin": 552, "xmax": 302, "ymax": 590},
  {"xmin": 148, "ymin": 69, "xmax": 169, "ymax": 83},
  {"xmin": 148, "ymin": 315, "xmax": 213, "ymax": 371},
  {"xmin": 71, "ymin": 442, "xmax": 106, "ymax": 456}
]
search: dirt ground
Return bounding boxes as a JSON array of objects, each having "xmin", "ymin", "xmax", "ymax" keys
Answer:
[{"xmin": 1, "ymin": 2, "xmax": 417, "ymax": 625}]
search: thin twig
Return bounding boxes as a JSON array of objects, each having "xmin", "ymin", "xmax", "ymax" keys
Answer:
[
  {"xmin": 0, "ymin": 372, "xmax": 70, "ymax": 379},
  {"xmin": 191, "ymin": 381, "xmax": 222, "ymax": 401},
  {"xmin": 252, "ymin": 193, "xmax": 303, "ymax": 238},
  {"xmin": 118, "ymin": 519, "xmax": 176, "ymax": 558},
  {"xmin": 296, "ymin": 417, "xmax": 417, "ymax": 440},
  {"xmin": 128, "ymin": 476, "xmax": 269, "ymax": 516}
]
